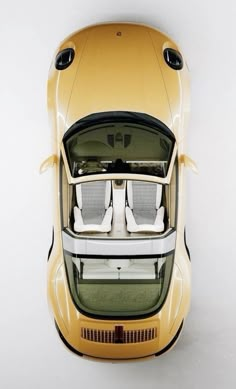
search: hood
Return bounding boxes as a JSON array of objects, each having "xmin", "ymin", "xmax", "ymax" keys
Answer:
[
  {"xmin": 65, "ymin": 24, "xmax": 173, "ymax": 129},
  {"xmin": 48, "ymin": 23, "xmax": 189, "ymax": 156}
]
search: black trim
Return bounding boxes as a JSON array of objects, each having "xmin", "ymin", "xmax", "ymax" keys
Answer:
[
  {"xmin": 163, "ymin": 48, "xmax": 183, "ymax": 70},
  {"xmin": 155, "ymin": 320, "xmax": 184, "ymax": 356},
  {"xmin": 184, "ymin": 227, "xmax": 191, "ymax": 261},
  {"xmin": 55, "ymin": 321, "xmax": 83, "ymax": 357},
  {"xmin": 64, "ymin": 249, "xmax": 174, "ymax": 260},
  {"xmin": 47, "ymin": 227, "xmax": 54, "ymax": 261},
  {"xmin": 55, "ymin": 48, "xmax": 75, "ymax": 70},
  {"xmin": 54, "ymin": 319, "xmax": 184, "ymax": 360}
]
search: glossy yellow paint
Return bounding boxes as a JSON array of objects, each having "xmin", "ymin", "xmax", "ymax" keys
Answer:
[
  {"xmin": 179, "ymin": 154, "xmax": 198, "ymax": 174},
  {"xmin": 46, "ymin": 22, "xmax": 191, "ymax": 361},
  {"xmin": 40, "ymin": 154, "xmax": 58, "ymax": 174},
  {"xmin": 48, "ymin": 22, "xmax": 190, "ymax": 151}
]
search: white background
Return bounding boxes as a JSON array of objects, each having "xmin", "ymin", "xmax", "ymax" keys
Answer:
[{"xmin": 0, "ymin": 0, "xmax": 236, "ymax": 388}]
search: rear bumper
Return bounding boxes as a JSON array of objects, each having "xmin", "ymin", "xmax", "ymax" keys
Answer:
[{"xmin": 55, "ymin": 320, "xmax": 184, "ymax": 361}]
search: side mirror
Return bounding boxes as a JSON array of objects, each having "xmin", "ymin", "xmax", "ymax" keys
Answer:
[
  {"xmin": 39, "ymin": 155, "xmax": 58, "ymax": 174},
  {"xmin": 179, "ymin": 154, "xmax": 198, "ymax": 174}
]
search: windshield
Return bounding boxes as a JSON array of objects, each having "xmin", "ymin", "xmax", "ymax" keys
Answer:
[
  {"xmin": 64, "ymin": 252, "xmax": 174, "ymax": 318},
  {"xmin": 63, "ymin": 112, "xmax": 175, "ymax": 179}
]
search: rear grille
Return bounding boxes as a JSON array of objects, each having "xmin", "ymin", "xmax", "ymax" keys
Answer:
[{"xmin": 81, "ymin": 327, "xmax": 157, "ymax": 344}]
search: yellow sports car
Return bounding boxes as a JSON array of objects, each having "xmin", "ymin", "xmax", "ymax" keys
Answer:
[{"xmin": 41, "ymin": 22, "xmax": 197, "ymax": 361}]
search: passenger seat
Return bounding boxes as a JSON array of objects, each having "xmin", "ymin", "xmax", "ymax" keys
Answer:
[
  {"xmin": 73, "ymin": 181, "xmax": 113, "ymax": 233},
  {"xmin": 125, "ymin": 181, "xmax": 165, "ymax": 233}
]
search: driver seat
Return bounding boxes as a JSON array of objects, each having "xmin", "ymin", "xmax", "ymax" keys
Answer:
[{"xmin": 73, "ymin": 181, "xmax": 113, "ymax": 233}]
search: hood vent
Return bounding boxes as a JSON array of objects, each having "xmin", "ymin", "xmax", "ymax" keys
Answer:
[{"xmin": 81, "ymin": 327, "xmax": 157, "ymax": 344}]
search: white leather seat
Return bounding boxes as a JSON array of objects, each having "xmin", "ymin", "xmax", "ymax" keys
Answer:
[
  {"xmin": 119, "ymin": 263, "xmax": 156, "ymax": 279},
  {"xmin": 73, "ymin": 181, "xmax": 113, "ymax": 233},
  {"xmin": 73, "ymin": 258, "xmax": 156, "ymax": 279},
  {"xmin": 82, "ymin": 260, "xmax": 118, "ymax": 279},
  {"xmin": 125, "ymin": 181, "xmax": 165, "ymax": 233}
]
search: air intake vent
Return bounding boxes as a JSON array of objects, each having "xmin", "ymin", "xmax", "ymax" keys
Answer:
[
  {"xmin": 163, "ymin": 48, "xmax": 183, "ymax": 70},
  {"xmin": 55, "ymin": 48, "xmax": 75, "ymax": 70},
  {"xmin": 81, "ymin": 327, "xmax": 157, "ymax": 344}
]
